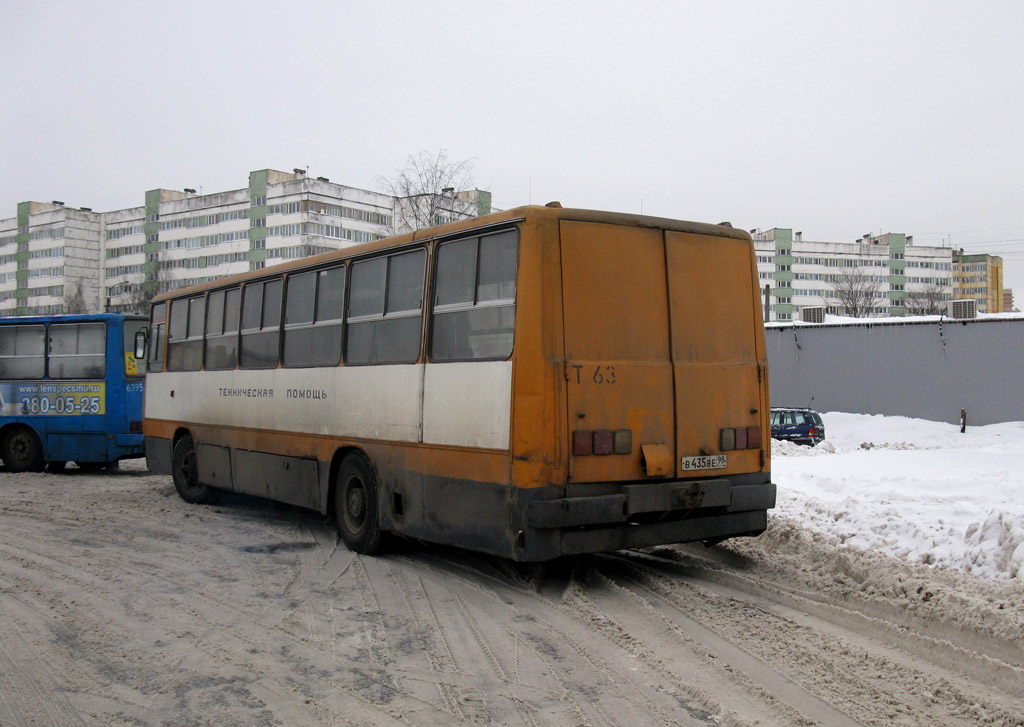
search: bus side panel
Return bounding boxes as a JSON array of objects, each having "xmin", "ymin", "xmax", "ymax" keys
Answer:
[
  {"xmin": 509, "ymin": 214, "xmax": 567, "ymax": 491},
  {"xmin": 46, "ymin": 431, "xmax": 109, "ymax": 462},
  {"xmin": 231, "ymin": 448, "xmax": 320, "ymax": 510},
  {"xmin": 146, "ymin": 436, "xmax": 173, "ymax": 474},
  {"xmin": 368, "ymin": 442, "xmax": 514, "ymax": 556}
]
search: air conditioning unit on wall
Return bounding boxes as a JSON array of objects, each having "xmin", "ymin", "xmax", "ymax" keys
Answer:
[
  {"xmin": 800, "ymin": 306, "xmax": 826, "ymax": 323},
  {"xmin": 947, "ymin": 299, "xmax": 977, "ymax": 319}
]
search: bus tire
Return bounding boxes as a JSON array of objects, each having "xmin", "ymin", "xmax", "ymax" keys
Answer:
[
  {"xmin": 2, "ymin": 426, "xmax": 44, "ymax": 473},
  {"xmin": 335, "ymin": 453, "xmax": 383, "ymax": 555},
  {"xmin": 171, "ymin": 434, "xmax": 216, "ymax": 505},
  {"xmin": 46, "ymin": 461, "xmax": 68, "ymax": 474}
]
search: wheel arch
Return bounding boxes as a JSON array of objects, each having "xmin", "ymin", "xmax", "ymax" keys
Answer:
[
  {"xmin": 171, "ymin": 426, "xmax": 193, "ymax": 450},
  {"xmin": 326, "ymin": 445, "xmax": 372, "ymax": 518},
  {"xmin": 0, "ymin": 421, "xmax": 45, "ymax": 447}
]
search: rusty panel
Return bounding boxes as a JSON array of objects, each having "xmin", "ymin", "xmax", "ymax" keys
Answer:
[
  {"xmin": 673, "ymin": 363, "xmax": 762, "ymax": 475},
  {"xmin": 665, "ymin": 232, "xmax": 764, "ymax": 476},
  {"xmin": 665, "ymin": 232, "xmax": 757, "ymax": 364},
  {"xmin": 560, "ymin": 221, "xmax": 670, "ymax": 361},
  {"xmin": 560, "ymin": 221, "xmax": 674, "ymax": 482},
  {"xmin": 509, "ymin": 214, "xmax": 565, "ymax": 490}
]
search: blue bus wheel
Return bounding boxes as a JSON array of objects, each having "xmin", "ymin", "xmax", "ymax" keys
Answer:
[
  {"xmin": 2, "ymin": 427, "xmax": 44, "ymax": 473},
  {"xmin": 335, "ymin": 453, "xmax": 383, "ymax": 555}
]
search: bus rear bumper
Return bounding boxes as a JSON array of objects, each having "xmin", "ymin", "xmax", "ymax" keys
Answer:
[
  {"xmin": 514, "ymin": 477, "xmax": 776, "ymax": 562},
  {"xmin": 526, "ymin": 480, "xmax": 775, "ymax": 529}
]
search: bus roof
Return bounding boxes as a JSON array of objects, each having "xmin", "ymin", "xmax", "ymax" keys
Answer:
[
  {"xmin": 0, "ymin": 312, "xmax": 145, "ymax": 324},
  {"xmin": 151, "ymin": 204, "xmax": 753, "ymax": 304}
]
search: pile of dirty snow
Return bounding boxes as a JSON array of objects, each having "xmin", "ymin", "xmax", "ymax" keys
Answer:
[{"xmin": 772, "ymin": 413, "xmax": 1024, "ymax": 580}]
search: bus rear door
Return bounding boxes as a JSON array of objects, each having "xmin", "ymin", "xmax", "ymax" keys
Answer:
[
  {"xmin": 560, "ymin": 221, "xmax": 675, "ymax": 483},
  {"xmin": 560, "ymin": 221, "xmax": 765, "ymax": 486}
]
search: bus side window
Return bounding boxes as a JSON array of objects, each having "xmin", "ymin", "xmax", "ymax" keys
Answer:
[
  {"xmin": 167, "ymin": 296, "xmax": 204, "ymax": 372},
  {"xmin": 431, "ymin": 230, "xmax": 517, "ymax": 361},
  {"xmin": 240, "ymin": 278, "xmax": 282, "ymax": 369},
  {"xmin": 346, "ymin": 250, "xmax": 425, "ymax": 365},
  {"xmin": 205, "ymin": 288, "xmax": 240, "ymax": 370},
  {"xmin": 283, "ymin": 265, "xmax": 345, "ymax": 367},
  {"xmin": 0, "ymin": 324, "xmax": 46, "ymax": 379},
  {"xmin": 148, "ymin": 303, "xmax": 167, "ymax": 372},
  {"xmin": 48, "ymin": 322, "xmax": 106, "ymax": 379}
]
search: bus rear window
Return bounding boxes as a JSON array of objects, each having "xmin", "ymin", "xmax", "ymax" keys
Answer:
[
  {"xmin": 431, "ymin": 230, "xmax": 517, "ymax": 361},
  {"xmin": 48, "ymin": 322, "xmax": 106, "ymax": 379},
  {"xmin": 0, "ymin": 324, "xmax": 46, "ymax": 379}
]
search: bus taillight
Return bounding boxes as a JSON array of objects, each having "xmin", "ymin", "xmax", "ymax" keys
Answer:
[
  {"xmin": 572, "ymin": 430, "xmax": 632, "ymax": 456},
  {"xmin": 721, "ymin": 426, "xmax": 761, "ymax": 451}
]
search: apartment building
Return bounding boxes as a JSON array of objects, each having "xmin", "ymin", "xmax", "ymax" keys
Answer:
[
  {"xmin": 1, "ymin": 169, "xmax": 491, "ymax": 315},
  {"xmin": 952, "ymin": 251, "xmax": 1004, "ymax": 313},
  {"xmin": 0, "ymin": 201, "xmax": 102, "ymax": 316},
  {"xmin": 753, "ymin": 228, "xmax": 954, "ymax": 321}
]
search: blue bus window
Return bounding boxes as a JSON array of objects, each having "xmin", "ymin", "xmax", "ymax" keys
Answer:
[
  {"xmin": 48, "ymin": 323, "xmax": 106, "ymax": 379},
  {"xmin": 0, "ymin": 324, "xmax": 46, "ymax": 380}
]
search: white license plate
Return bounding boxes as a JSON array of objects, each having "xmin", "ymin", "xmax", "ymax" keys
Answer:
[{"xmin": 679, "ymin": 454, "xmax": 728, "ymax": 471}]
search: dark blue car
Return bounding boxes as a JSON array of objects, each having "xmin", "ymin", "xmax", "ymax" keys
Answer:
[{"xmin": 770, "ymin": 407, "xmax": 825, "ymax": 446}]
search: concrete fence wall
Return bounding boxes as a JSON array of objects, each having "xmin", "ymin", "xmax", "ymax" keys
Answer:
[{"xmin": 765, "ymin": 317, "xmax": 1024, "ymax": 425}]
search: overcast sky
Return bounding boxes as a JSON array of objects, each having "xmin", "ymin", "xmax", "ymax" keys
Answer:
[{"xmin": 2, "ymin": 0, "xmax": 1022, "ymax": 298}]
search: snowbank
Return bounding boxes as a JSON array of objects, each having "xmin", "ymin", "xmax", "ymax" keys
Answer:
[{"xmin": 772, "ymin": 412, "xmax": 1024, "ymax": 580}]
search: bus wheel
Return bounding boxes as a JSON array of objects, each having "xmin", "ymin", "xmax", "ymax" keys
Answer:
[
  {"xmin": 46, "ymin": 461, "xmax": 68, "ymax": 474},
  {"xmin": 171, "ymin": 435, "xmax": 215, "ymax": 504},
  {"xmin": 2, "ymin": 427, "xmax": 44, "ymax": 473},
  {"xmin": 335, "ymin": 453, "xmax": 383, "ymax": 555}
]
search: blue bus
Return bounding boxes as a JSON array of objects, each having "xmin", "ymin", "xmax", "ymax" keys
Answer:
[{"xmin": 0, "ymin": 313, "xmax": 147, "ymax": 472}]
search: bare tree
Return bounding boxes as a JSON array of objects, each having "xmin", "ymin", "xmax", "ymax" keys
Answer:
[
  {"xmin": 117, "ymin": 280, "xmax": 156, "ymax": 316},
  {"xmin": 111, "ymin": 265, "xmax": 170, "ymax": 316},
  {"xmin": 63, "ymin": 280, "xmax": 89, "ymax": 314},
  {"xmin": 827, "ymin": 264, "xmax": 883, "ymax": 318},
  {"xmin": 904, "ymin": 283, "xmax": 949, "ymax": 316},
  {"xmin": 379, "ymin": 150, "xmax": 482, "ymax": 234}
]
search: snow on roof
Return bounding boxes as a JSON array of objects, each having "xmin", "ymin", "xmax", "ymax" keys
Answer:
[{"xmin": 766, "ymin": 311, "xmax": 1024, "ymax": 329}]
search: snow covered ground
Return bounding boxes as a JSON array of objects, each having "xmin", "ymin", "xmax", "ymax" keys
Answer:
[{"xmin": 772, "ymin": 412, "xmax": 1024, "ymax": 580}]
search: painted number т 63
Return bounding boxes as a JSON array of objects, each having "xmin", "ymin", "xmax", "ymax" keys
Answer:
[{"xmin": 568, "ymin": 365, "xmax": 617, "ymax": 385}]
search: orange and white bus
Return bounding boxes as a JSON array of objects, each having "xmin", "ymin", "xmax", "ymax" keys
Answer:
[{"xmin": 140, "ymin": 204, "xmax": 775, "ymax": 561}]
